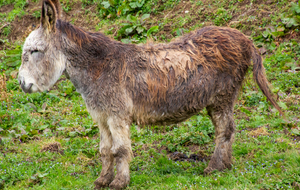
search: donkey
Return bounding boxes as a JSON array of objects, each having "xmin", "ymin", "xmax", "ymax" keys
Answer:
[{"xmin": 18, "ymin": 0, "xmax": 283, "ymax": 189}]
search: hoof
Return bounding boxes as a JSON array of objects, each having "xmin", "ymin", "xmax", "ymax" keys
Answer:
[
  {"xmin": 94, "ymin": 175, "xmax": 114, "ymax": 189},
  {"xmin": 109, "ymin": 177, "xmax": 129, "ymax": 190},
  {"xmin": 203, "ymin": 167, "xmax": 216, "ymax": 175},
  {"xmin": 204, "ymin": 162, "xmax": 232, "ymax": 176}
]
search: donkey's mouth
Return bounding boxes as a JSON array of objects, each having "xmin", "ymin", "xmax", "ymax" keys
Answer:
[{"xmin": 21, "ymin": 82, "xmax": 33, "ymax": 93}]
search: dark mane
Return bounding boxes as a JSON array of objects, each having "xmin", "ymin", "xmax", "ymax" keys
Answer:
[{"xmin": 56, "ymin": 19, "xmax": 113, "ymax": 47}]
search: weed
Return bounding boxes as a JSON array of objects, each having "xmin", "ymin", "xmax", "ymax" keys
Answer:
[
  {"xmin": 98, "ymin": 0, "xmax": 147, "ymax": 18},
  {"xmin": 62, "ymin": 0, "xmax": 72, "ymax": 13},
  {"xmin": 174, "ymin": 28, "xmax": 188, "ymax": 37},
  {"xmin": 1, "ymin": 26, "xmax": 11, "ymax": 36},
  {"xmin": 264, "ymin": 41, "xmax": 300, "ymax": 94},
  {"xmin": 117, "ymin": 13, "xmax": 158, "ymax": 43},
  {"xmin": 195, "ymin": 1, "xmax": 204, "ymax": 6},
  {"xmin": 282, "ymin": 0, "xmax": 300, "ymax": 28},
  {"xmin": 0, "ymin": 45, "xmax": 22, "ymax": 75},
  {"xmin": 81, "ymin": 0, "xmax": 95, "ymax": 7},
  {"xmin": 6, "ymin": 9, "xmax": 26, "ymax": 22},
  {"xmin": 213, "ymin": 8, "xmax": 232, "ymax": 26},
  {"xmin": 32, "ymin": 10, "xmax": 41, "ymax": 18},
  {"xmin": 253, "ymin": 26, "xmax": 287, "ymax": 44}
]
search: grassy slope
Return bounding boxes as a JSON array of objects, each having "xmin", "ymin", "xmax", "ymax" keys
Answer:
[{"xmin": 1, "ymin": 0, "xmax": 300, "ymax": 189}]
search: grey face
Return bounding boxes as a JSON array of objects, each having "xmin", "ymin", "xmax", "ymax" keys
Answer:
[{"xmin": 18, "ymin": 27, "xmax": 66, "ymax": 93}]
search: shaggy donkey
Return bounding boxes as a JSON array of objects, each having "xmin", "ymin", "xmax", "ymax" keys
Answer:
[{"xmin": 18, "ymin": 0, "xmax": 283, "ymax": 189}]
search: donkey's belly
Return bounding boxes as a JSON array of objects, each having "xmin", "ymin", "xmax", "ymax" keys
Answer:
[
  {"xmin": 133, "ymin": 107, "xmax": 205, "ymax": 126},
  {"xmin": 132, "ymin": 91, "xmax": 209, "ymax": 126}
]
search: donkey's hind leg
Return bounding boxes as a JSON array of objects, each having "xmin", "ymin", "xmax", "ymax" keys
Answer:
[
  {"xmin": 107, "ymin": 116, "xmax": 132, "ymax": 190},
  {"xmin": 204, "ymin": 105, "xmax": 236, "ymax": 174},
  {"xmin": 94, "ymin": 122, "xmax": 115, "ymax": 189}
]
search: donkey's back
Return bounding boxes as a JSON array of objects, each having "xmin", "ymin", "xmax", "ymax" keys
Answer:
[{"xmin": 126, "ymin": 26, "xmax": 254, "ymax": 125}]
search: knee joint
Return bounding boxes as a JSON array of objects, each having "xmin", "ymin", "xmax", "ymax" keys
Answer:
[{"xmin": 113, "ymin": 146, "xmax": 132, "ymax": 162}]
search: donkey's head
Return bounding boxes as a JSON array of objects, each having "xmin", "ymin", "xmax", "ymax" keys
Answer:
[{"xmin": 18, "ymin": 0, "xmax": 65, "ymax": 93}]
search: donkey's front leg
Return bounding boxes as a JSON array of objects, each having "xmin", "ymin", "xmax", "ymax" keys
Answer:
[
  {"xmin": 94, "ymin": 122, "xmax": 115, "ymax": 189},
  {"xmin": 108, "ymin": 116, "xmax": 132, "ymax": 190}
]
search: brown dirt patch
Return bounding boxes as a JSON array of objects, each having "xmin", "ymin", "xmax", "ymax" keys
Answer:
[
  {"xmin": 0, "ymin": 0, "xmax": 99, "ymax": 49},
  {"xmin": 169, "ymin": 151, "xmax": 210, "ymax": 162},
  {"xmin": 0, "ymin": 4, "xmax": 14, "ymax": 13},
  {"xmin": 248, "ymin": 127, "xmax": 270, "ymax": 137},
  {"xmin": 40, "ymin": 142, "xmax": 64, "ymax": 154},
  {"xmin": 0, "ymin": 1, "xmax": 40, "ymax": 50},
  {"xmin": 62, "ymin": 2, "xmax": 99, "ymax": 32},
  {"xmin": 7, "ymin": 15, "xmax": 40, "ymax": 42}
]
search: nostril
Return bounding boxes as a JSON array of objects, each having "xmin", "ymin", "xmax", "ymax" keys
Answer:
[{"xmin": 28, "ymin": 83, "xmax": 33, "ymax": 89}]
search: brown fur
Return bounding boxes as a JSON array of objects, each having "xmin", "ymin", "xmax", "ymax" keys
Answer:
[{"xmin": 19, "ymin": 0, "xmax": 284, "ymax": 189}]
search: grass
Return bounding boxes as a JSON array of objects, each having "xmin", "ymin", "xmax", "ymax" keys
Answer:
[
  {"xmin": 1, "ymin": 125, "xmax": 300, "ymax": 189},
  {"xmin": 1, "ymin": 0, "xmax": 300, "ymax": 189}
]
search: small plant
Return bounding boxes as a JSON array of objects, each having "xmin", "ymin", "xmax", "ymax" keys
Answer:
[
  {"xmin": 81, "ymin": 0, "xmax": 94, "ymax": 7},
  {"xmin": 117, "ymin": 13, "xmax": 158, "ymax": 43},
  {"xmin": 281, "ymin": 1, "xmax": 300, "ymax": 28},
  {"xmin": 57, "ymin": 79, "xmax": 76, "ymax": 97},
  {"xmin": 263, "ymin": 41, "xmax": 300, "ymax": 94},
  {"xmin": 173, "ymin": 28, "xmax": 188, "ymax": 37},
  {"xmin": 7, "ymin": 9, "xmax": 26, "ymax": 22},
  {"xmin": 1, "ymin": 25, "xmax": 11, "ymax": 36},
  {"xmin": 62, "ymin": 0, "xmax": 71, "ymax": 13},
  {"xmin": 32, "ymin": 10, "xmax": 41, "ymax": 18},
  {"xmin": 98, "ymin": 0, "xmax": 147, "ymax": 18},
  {"xmin": 253, "ymin": 26, "xmax": 286, "ymax": 44},
  {"xmin": 14, "ymin": 0, "xmax": 28, "ymax": 9},
  {"xmin": 213, "ymin": 8, "xmax": 232, "ymax": 26},
  {"xmin": 0, "ymin": 45, "xmax": 22, "ymax": 75},
  {"xmin": 195, "ymin": 0, "xmax": 204, "ymax": 6}
]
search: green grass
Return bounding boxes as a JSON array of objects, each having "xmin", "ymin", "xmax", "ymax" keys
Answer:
[
  {"xmin": 0, "ymin": 0, "xmax": 27, "ymax": 22},
  {"xmin": 1, "ymin": 0, "xmax": 300, "ymax": 189},
  {"xmin": 1, "ymin": 126, "xmax": 300, "ymax": 189}
]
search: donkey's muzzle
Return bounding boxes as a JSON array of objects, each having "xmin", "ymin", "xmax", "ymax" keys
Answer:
[{"xmin": 20, "ymin": 81, "xmax": 33, "ymax": 93}]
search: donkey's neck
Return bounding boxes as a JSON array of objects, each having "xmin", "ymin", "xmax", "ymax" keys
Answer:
[
  {"xmin": 56, "ymin": 20, "xmax": 139, "ymax": 99},
  {"xmin": 56, "ymin": 20, "xmax": 112, "ymax": 62},
  {"xmin": 56, "ymin": 20, "xmax": 113, "ymax": 94}
]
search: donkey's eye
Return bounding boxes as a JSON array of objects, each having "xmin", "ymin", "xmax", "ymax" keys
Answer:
[{"xmin": 31, "ymin": 50, "xmax": 39, "ymax": 54}]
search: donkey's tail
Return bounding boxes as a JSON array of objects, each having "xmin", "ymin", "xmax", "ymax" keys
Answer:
[{"xmin": 251, "ymin": 45, "xmax": 284, "ymax": 116}]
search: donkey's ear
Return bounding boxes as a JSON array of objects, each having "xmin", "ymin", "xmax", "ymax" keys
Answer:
[
  {"xmin": 50, "ymin": 0, "xmax": 62, "ymax": 19},
  {"xmin": 41, "ymin": 0, "xmax": 57, "ymax": 32}
]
